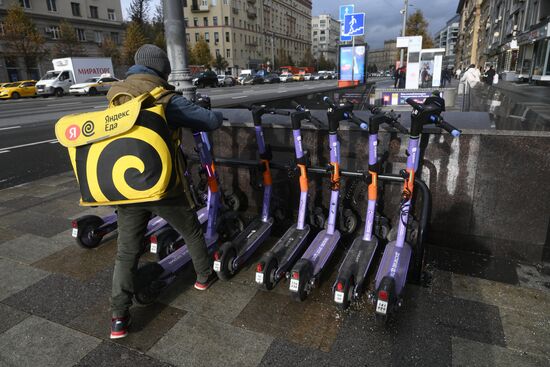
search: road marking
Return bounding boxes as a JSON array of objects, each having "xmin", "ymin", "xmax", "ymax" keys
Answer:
[
  {"xmin": 0, "ymin": 150, "xmax": 10, "ymax": 154},
  {"xmin": 49, "ymin": 140, "xmax": 59, "ymax": 144},
  {"xmin": 0, "ymin": 138, "xmax": 58, "ymax": 152},
  {"xmin": 94, "ymin": 105, "xmax": 108, "ymax": 109},
  {"xmin": 231, "ymin": 96, "xmax": 248, "ymax": 99},
  {"xmin": 47, "ymin": 102, "xmax": 82, "ymax": 107},
  {"xmin": 277, "ymin": 90, "xmax": 288, "ymax": 93},
  {"xmin": 0, "ymin": 125, "xmax": 21, "ymax": 131}
]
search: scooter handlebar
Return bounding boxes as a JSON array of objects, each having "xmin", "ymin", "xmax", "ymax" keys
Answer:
[
  {"xmin": 345, "ymin": 113, "xmax": 368, "ymax": 130},
  {"xmin": 431, "ymin": 115, "xmax": 462, "ymax": 137},
  {"xmin": 265, "ymin": 107, "xmax": 291, "ymax": 116},
  {"xmin": 322, "ymin": 96, "xmax": 337, "ymax": 109},
  {"xmin": 405, "ymin": 98, "xmax": 423, "ymax": 112},
  {"xmin": 385, "ymin": 114, "xmax": 409, "ymax": 134}
]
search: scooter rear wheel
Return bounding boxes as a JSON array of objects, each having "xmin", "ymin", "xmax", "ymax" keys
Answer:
[
  {"xmin": 75, "ymin": 215, "xmax": 104, "ymax": 249},
  {"xmin": 262, "ymin": 257, "xmax": 279, "ymax": 290},
  {"xmin": 335, "ymin": 275, "xmax": 355, "ymax": 310},
  {"xmin": 290, "ymin": 260, "xmax": 313, "ymax": 302},
  {"xmin": 217, "ymin": 245, "xmax": 237, "ymax": 281}
]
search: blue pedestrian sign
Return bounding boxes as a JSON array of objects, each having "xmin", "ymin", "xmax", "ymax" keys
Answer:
[
  {"xmin": 339, "ymin": 5, "xmax": 354, "ymax": 21},
  {"xmin": 339, "ymin": 5, "xmax": 354, "ymax": 42},
  {"xmin": 343, "ymin": 13, "xmax": 365, "ymax": 37}
]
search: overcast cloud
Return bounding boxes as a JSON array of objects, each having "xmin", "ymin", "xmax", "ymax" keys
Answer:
[{"xmin": 121, "ymin": 0, "xmax": 459, "ymax": 49}]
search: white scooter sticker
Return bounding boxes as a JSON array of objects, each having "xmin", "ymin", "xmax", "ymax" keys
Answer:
[
  {"xmin": 213, "ymin": 260, "xmax": 221, "ymax": 272},
  {"xmin": 334, "ymin": 291, "xmax": 344, "ymax": 304},
  {"xmin": 289, "ymin": 278, "xmax": 299, "ymax": 292},
  {"xmin": 71, "ymin": 228, "xmax": 78, "ymax": 238},
  {"xmin": 376, "ymin": 300, "xmax": 388, "ymax": 314},
  {"xmin": 255, "ymin": 272, "xmax": 264, "ymax": 284}
]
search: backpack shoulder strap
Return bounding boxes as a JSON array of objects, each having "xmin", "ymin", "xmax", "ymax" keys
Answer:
[{"xmin": 109, "ymin": 92, "xmax": 136, "ymax": 108}]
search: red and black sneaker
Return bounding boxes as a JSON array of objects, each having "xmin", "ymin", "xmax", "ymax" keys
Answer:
[
  {"xmin": 110, "ymin": 316, "xmax": 131, "ymax": 339},
  {"xmin": 194, "ymin": 272, "xmax": 218, "ymax": 291}
]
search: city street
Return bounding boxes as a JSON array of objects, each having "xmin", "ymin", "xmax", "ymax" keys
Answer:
[{"xmin": 0, "ymin": 80, "xmax": 338, "ymax": 189}]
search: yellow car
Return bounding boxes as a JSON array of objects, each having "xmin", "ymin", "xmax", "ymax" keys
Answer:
[
  {"xmin": 0, "ymin": 80, "xmax": 37, "ymax": 99},
  {"xmin": 292, "ymin": 74, "xmax": 305, "ymax": 81}
]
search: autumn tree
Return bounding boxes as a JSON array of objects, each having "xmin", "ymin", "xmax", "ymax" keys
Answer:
[
  {"xmin": 0, "ymin": 5, "xmax": 46, "ymax": 77},
  {"xmin": 122, "ymin": 21, "xmax": 148, "ymax": 66},
  {"xmin": 406, "ymin": 10, "xmax": 434, "ymax": 49},
  {"xmin": 192, "ymin": 36, "xmax": 212, "ymax": 66},
  {"xmin": 318, "ymin": 53, "xmax": 330, "ymax": 70},
  {"xmin": 102, "ymin": 36, "xmax": 121, "ymax": 67},
  {"xmin": 55, "ymin": 20, "xmax": 87, "ymax": 57},
  {"xmin": 212, "ymin": 54, "xmax": 228, "ymax": 72},
  {"xmin": 128, "ymin": 0, "xmax": 150, "ymax": 25},
  {"xmin": 299, "ymin": 48, "xmax": 315, "ymax": 67},
  {"xmin": 150, "ymin": 3, "xmax": 165, "ymax": 50}
]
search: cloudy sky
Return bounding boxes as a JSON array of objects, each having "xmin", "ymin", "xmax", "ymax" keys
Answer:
[{"xmin": 121, "ymin": 0, "xmax": 459, "ymax": 49}]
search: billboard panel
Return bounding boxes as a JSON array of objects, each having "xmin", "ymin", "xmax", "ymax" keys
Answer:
[{"xmin": 338, "ymin": 44, "xmax": 367, "ymax": 83}]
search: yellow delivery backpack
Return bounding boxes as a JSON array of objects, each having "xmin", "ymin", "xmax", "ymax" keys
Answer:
[{"xmin": 55, "ymin": 87, "xmax": 182, "ymax": 206}]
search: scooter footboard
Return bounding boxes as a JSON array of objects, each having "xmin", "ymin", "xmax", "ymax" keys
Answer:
[
  {"xmin": 337, "ymin": 236, "xmax": 378, "ymax": 286},
  {"xmin": 374, "ymin": 241, "xmax": 412, "ymax": 296},
  {"xmin": 302, "ymin": 229, "xmax": 341, "ymax": 276}
]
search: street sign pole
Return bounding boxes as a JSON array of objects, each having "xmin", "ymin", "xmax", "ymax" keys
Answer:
[{"xmin": 352, "ymin": 36, "xmax": 355, "ymax": 83}]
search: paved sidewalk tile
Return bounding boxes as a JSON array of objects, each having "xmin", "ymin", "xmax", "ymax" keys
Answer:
[
  {"xmin": 2, "ymin": 273, "xmax": 106, "ymax": 325},
  {"xmin": 499, "ymin": 307, "xmax": 550, "ymax": 359},
  {"xmin": 159, "ymin": 273, "xmax": 258, "ymax": 323},
  {"xmin": 0, "ymin": 225, "xmax": 24, "ymax": 245},
  {"xmin": 0, "ymin": 303, "xmax": 29, "ymax": 334},
  {"xmin": 76, "ymin": 341, "xmax": 174, "ymax": 367},
  {"xmin": 69, "ymin": 297, "xmax": 186, "ymax": 352},
  {"xmin": 0, "ymin": 233, "xmax": 72, "ymax": 264},
  {"xmin": 30, "ymin": 198, "xmax": 92, "ymax": 220},
  {"xmin": 1, "ymin": 209, "xmax": 69, "ymax": 238},
  {"xmin": 232, "ymin": 290, "xmax": 341, "ymax": 352},
  {"xmin": 452, "ymin": 273, "xmax": 550, "ymax": 315},
  {"xmin": 33, "ymin": 237, "xmax": 117, "ymax": 281},
  {"xmin": 258, "ymin": 338, "xmax": 331, "ymax": 367},
  {"xmin": 0, "ymin": 316, "xmax": 100, "ymax": 367},
  {"xmin": 0, "ymin": 258, "xmax": 50, "ymax": 301},
  {"xmin": 148, "ymin": 313, "xmax": 274, "ymax": 367},
  {"xmin": 516, "ymin": 263, "xmax": 550, "ymax": 293},
  {"xmin": 452, "ymin": 337, "xmax": 550, "ymax": 367}
]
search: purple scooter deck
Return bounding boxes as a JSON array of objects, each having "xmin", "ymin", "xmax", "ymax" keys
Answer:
[
  {"xmin": 302, "ymin": 229, "xmax": 341, "ymax": 276},
  {"xmin": 374, "ymin": 241, "xmax": 412, "ymax": 295}
]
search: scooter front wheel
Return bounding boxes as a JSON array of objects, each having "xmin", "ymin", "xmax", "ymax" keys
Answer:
[{"xmin": 133, "ymin": 262, "xmax": 165, "ymax": 306}]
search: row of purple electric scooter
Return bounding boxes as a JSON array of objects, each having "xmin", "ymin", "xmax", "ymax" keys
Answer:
[{"xmin": 70, "ymin": 94, "xmax": 460, "ymax": 322}]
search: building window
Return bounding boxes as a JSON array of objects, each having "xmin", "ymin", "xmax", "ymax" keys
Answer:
[
  {"xmin": 201, "ymin": 0, "xmax": 207, "ymax": 6},
  {"xmin": 313, "ymin": 31, "xmax": 317, "ymax": 35},
  {"xmin": 46, "ymin": 0, "xmax": 57, "ymax": 12},
  {"xmin": 94, "ymin": 30, "xmax": 102, "ymax": 43},
  {"xmin": 224, "ymin": 16, "xmax": 229, "ymax": 26},
  {"xmin": 184, "ymin": 18, "xmax": 188, "ymax": 27},
  {"xmin": 19, "ymin": 0, "xmax": 31, "ymax": 9},
  {"xmin": 213, "ymin": 16, "xmax": 218, "ymax": 26},
  {"xmin": 214, "ymin": 32, "xmax": 219, "ymax": 44},
  {"xmin": 223, "ymin": 0, "xmax": 228, "ymax": 4},
  {"xmin": 110, "ymin": 32, "xmax": 119, "ymax": 44},
  {"xmin": 216, "ymin": 49, "xmax": 220, "ymax": 57},
  {"xmin": 212, "ymin": 0, "xmax": 217, "ymax": 5},
  {"xmin": 46, "ymin": 26, "xmax": 60, "ymax": 39},
  {"xmin": 203, "ymin": 17, "xmax": 208, "ymax": 26},
  {"xmin": 205, "ymin": 32, "xmax": 209, "ymax": 42},
  {"xmin": 76, "ymin": 28, "xmax": 86, "ymax": 41},
  {"xmin": 71, "ymin": 2, "xmax": 81, "ymax": 17},
  {"xmin": 107, "ymin": 9, "xmax": 116, "ymax": 20},
  {"xmin": 194, "ymin": 17, "xmax": 198, "ymax": 26},
  {"xmin": 226, "ymin": 49, "xmax": 230, "ymax": 58},
  {"xmin": 195, "ymin": 33, "xmax": 199, "ymax": 41},
  {"xmin": 186, "ymin": 33, "xmax": 190, "ymax": 42},
  {"xmin": 90, "ymin": 6, "xmax": 98, "ymax": 19},
  {"xmin": 225, "ymin": 32, "xmax": 230, "ymax": 42}
]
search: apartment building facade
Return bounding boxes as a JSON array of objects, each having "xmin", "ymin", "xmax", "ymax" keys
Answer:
[
  {"xmin": 456, "ymin": 0, "xmax": 550, "ymax": 81},
  {"xmin": 0, "ymin": 0, "xmax": 124, "ymax": 82},
  {"xmin": 434, "ymin": 14, "xmax": 460, "ymax": 68},
  {"xmin": 311, "ymin": 14, "xmax": 339, "ymax": 64},
  {"xmin": 183, "ymin": 0, "xmax": 312, "ymax": 75},
  {"xmin": 367, "ymin": 39, "xmax": 397, "ymax": 72}
]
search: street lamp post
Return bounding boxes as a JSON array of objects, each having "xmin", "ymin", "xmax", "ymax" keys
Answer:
[
  {"xmin": 164, "ymin": 0, "xmax": 196, "ymax": 101},
  {"xmin": 399, "ymin": 0, "xmax": 409, "ymax": 67}
]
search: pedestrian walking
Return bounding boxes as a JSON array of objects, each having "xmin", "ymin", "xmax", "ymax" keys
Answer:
[{"xmin": 485, "ymin": 65, "xmax": 496, "ymax": 86}]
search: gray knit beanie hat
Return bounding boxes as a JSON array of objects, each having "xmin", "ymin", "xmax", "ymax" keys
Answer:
[{"xmin": 134, "ymin": 44, "xmax": 171, "ymax": 78}]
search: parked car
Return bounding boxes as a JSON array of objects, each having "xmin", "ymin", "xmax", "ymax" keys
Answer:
[
  {"xmin": 69, "ymin": 75, "xmax": 119, "ymax": 96},
  {"xmin": 303, "ymin": 73, "xmax": 313, "ymax": 81},
  {"xmin": 311, "ymin": 73, "xmax": 322, "ymax": 80},
  {"xmin": 242, "ymin": 74, "xmax": 264, "ymax": 85},
  {"xmin": 193, "ymin": 70, "xmax": 218, "ymax": 88},
  {"xmin": 217, "ymin": 75, "xmax": 237, "ymax": 87},
  {"xmin": 0, "ymin": 80, "xmax": 37, "ymax": 99},
  {"xmin": 292, "ymin": 74, "xmax": 305, "ymax": 81},
  {"xmin": 280, "ymin": 73, "xmax": 293, "ymax": 82},
  {"xmin": 263, "ymin": 73, "xmax": 281, "ymax": 83}
]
